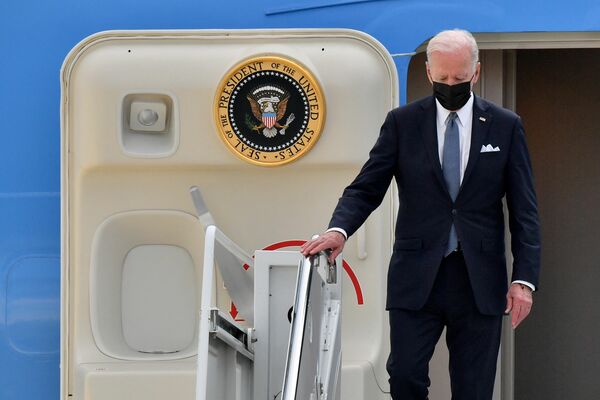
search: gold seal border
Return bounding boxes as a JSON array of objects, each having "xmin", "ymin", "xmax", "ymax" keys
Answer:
[{"xmin": 213, "ymin": 55, "xmax": 326, "ymax": 167}]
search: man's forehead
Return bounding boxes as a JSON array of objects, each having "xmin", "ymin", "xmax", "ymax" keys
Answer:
[
  {"xmin": 427, "ymin": 50, "xmax": 475, "ymax": 71},
  {"xmin": 428, "ymin": 46, "xmax": 471, "ymax": 60}
]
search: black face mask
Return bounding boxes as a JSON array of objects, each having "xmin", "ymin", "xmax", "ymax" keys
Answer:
[{"xmin": 432, "ymin": 78, "xmax": 472, "ymax": 111}]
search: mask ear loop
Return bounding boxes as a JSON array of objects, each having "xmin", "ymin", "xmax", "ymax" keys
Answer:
[
  {"xmin": 470, "ymin": 60, "xmax": 481, "ymax": 85},
  {"xmin": 425, "ymin": 62, "xmax": 434, "ymax": 86}
]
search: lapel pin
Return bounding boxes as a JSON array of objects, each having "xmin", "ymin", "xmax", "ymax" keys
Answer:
[{"xmin": 479, "ymin": 116, "xmax": 487, "ymax": 122}]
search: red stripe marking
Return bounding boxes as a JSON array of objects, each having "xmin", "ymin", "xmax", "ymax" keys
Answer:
[
  {"xmin": 258, "ymin": 239, "xmax": 364, "ymax": 305},
  {"xmin": 342, "ymin": 259, "xmax": 364, "ymax": 305},
  {"xmin": 263, "ymin": 240, "xmax": 306, "ymax": 250},
  {"xmin": 233, "ymin": 239, "xmax": 365, "ymax": 320}
]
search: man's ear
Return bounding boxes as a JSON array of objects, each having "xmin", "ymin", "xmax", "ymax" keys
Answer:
[{"xmin": 472, "ymin": 62, "xmax": 481, "ymax": 85}]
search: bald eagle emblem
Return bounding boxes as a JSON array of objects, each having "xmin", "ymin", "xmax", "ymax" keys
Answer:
[{"xmin": 246, "ymin": 85, "xmax": 295, "ymax": 138}]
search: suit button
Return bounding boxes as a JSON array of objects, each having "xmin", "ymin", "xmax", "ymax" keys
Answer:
[{"xmin": 451, "ymin": 209, "xmax": 457, "ymax": 215}]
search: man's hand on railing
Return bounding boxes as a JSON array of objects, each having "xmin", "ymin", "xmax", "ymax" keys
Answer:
[{"xmin": 300, "ymin": 231, "xmax": 346, "ymax": 263}]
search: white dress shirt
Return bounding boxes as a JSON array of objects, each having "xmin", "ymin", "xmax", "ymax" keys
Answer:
[
  {"xmin": 328, "ymin": 93, "xmax": 535, "ymax": 291},
  {"xmin": 435, "ymin": 94, "xmax": 473, "ymax": 183}
]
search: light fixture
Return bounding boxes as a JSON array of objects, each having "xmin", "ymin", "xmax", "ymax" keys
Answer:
[{"xmin": 129, "ymin": 100, "xmax": 167, "ymax": 132}]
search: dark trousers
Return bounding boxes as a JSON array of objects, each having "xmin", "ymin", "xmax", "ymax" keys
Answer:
[{"xmin": 386, "ymin": 251, "xmax": 503, "ymax": 400}]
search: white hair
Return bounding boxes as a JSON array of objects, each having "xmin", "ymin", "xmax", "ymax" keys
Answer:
[{"xmin": 426, "ymin": 29, "xmax": 479, "ymax": 72}]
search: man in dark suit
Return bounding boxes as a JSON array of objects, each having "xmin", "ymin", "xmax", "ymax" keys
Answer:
[{"xmin": 301, "ymin": 29, "xmax": 540, "ymax": 399}]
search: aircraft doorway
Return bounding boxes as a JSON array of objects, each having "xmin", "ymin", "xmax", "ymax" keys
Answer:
[
  {"xmin": 407, "ymin": 43, "xmax": 600, "ymax": 399},
  {"xmin": 513, "ymin": 48, "xmax": 600, "ymax": 400}
]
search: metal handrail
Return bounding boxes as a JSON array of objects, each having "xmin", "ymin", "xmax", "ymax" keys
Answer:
[
  {"xmin": 191, "ymin": 186, "xmax": 255, "ymax": 400},
  {"xmin": 190, "ymin": 186, "xmax": 255, "ymax": 324},
  {"xmin": 281, "ymin": 251, "xmax": 337, "ymax": 400},
  {"xmin": 281, "ymin": 254, "xmax": 314, "ymax": 400}
]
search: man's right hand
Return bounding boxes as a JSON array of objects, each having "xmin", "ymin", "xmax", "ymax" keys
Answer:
[{"xmin": 300, "ymin": 231, "xmax": 346, "ymax": 263}]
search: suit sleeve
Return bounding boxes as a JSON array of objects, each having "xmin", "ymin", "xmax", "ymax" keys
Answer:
[
  {"xmin": 328, "ymin": 111, "xmax": 398, "ymax": 238},
  {"xmin": 505, "ymin": 117, "xmax": 541, "ymax": 288}
]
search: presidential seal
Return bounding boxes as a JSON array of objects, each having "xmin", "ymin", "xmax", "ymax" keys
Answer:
[{"xmin": 214, "ymin": 56, "xmax": 325, "ymax": 166}]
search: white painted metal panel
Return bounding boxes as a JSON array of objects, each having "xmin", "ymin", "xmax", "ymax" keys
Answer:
[{"xmin": 61, "ymin": 29, "xmax": 397, "ymax": 400}]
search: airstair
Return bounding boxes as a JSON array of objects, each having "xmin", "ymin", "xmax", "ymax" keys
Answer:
[{"xmin": 191, "ymin": 187, "xmax": 341, "ymax": 400}]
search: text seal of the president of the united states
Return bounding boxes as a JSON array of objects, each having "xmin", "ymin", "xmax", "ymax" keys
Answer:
[{"xmin": 214, "ymin": 56, "xmax": 325, "ymax": 166}]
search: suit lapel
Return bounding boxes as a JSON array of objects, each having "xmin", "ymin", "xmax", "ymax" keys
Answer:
[
  {"xmin": 419, "ymin": 97, "xmax": 449, "ymax": 197},
  {"xmin": 459, "ymin": 96, "xmax": 492, "ymax": 195}
]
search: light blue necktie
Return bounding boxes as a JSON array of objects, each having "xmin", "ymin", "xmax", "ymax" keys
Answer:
[{"xmin": 442, "ymin": 112, "xmax": 460, "ymax": 256}]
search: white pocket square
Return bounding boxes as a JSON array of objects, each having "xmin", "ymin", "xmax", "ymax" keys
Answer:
[{"xmin": 480, "ymin": 144, "xmax": 500, "ymax": 153}]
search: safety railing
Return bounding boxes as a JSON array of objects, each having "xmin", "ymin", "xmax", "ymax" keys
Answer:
[
  {"xmin": 191, "ymin": 187, "xmax": 255, "ymax": 400},
  {"xmin": 191, "ymin": 185, "xmax": 341, "ymax": 400},
  {"xmin": 281, "ymin": 250, "xmax": 342, "ymax": 400}
]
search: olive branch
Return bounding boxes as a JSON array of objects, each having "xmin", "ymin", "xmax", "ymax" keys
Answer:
[{"xmin": 245, "ymin": 114, "xmax": 260, "ymax": 132}]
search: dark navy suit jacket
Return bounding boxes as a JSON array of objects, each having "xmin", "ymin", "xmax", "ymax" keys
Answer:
[{"xmin": 329, "ymin": 96, "xmax": 540, "ymax": 315}]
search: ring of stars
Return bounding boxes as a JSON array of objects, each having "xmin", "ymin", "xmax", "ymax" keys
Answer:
[{"xmin": 227, "ymin": 70, "xmax": 309, "ymax": 152}]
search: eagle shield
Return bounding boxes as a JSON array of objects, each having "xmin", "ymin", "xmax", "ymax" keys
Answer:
[{"xmin": 246, "ymin": 85, "xmax": 293, "ymax": 138}]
